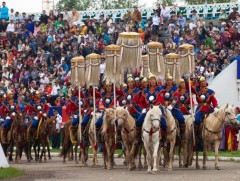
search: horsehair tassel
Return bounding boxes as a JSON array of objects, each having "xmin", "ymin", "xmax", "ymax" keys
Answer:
[
  {"xmin": 157, "ymin": 48, "xmax": 161, "ymax": 73},
  {"xmin": 113, "ymin": 50, "xmax": 117, "ymax": 74},
  {"xmin": 88, "ymin": 58, "xmax": 92, "ymax": 82},
  {"xmin": 173, "ymin": 58, "xmax": 176, "ymax": 81},
  {"xmin": 75, "ymin": 62, "xmax": 78, "ymax": 82}
]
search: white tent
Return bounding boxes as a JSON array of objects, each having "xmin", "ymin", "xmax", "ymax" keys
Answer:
[
  {"xmin": 0, "ymin": 143, "xmax": 9, "ymax": 168},
  {"xmin": 209, "ymin": 60, "xmax": 240, "ymax": 106}
]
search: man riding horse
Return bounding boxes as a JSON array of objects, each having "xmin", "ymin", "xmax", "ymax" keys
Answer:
[
  {"xmin": 160, "ymin": 72, "xmax": 185, "ymax": 139},
  {"xmin": 1, "ymin": 90, "xmax": 19, "ymax": 144},
  {"xmin": 26, "ymin": 91, "xmax": 50, "ymax": 141},
  {"xmin": 68, "ymin": 87, "xmax": 85, "ymax": 143},
  {"xmin": 193, "ymin": 76, "xmax": 218, "ymax": 129}
]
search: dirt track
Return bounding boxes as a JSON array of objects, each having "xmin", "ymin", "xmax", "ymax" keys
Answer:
[{"xmin": 7, "ymin": 156, "xmax": 240, "ymax": 181}]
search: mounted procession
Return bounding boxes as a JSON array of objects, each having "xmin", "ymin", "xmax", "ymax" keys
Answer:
[{"xmin": 0, "ymin": 32, "xmax": 239, "ymax": 172}]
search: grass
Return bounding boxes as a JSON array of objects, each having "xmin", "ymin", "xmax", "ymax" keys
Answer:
[
  {"xmin": 197, "ymin": 151, "xmax": 240, "ymax": 157},
  {"xmin": 0, "ymin": 167, "xmax": 23, "ymax": 179}
]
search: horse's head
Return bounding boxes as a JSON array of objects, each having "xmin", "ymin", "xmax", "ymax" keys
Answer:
[
  {"xmin": 15, "ymin": 112, "xmax": 25, "ymax": 127},
  {"xmin": 222, "ymin": 104, "xmax": 239, "ymax": 127},
  {"xmin": 147, "ymin": 105, "xmax": 162, "ymax": 130},
  {"xmin": 104, "ymin": 108, "xmax": 115, "ymax": 127},
  {"xmin": 47, "ymin": 116, "xmax": 57, "ymax": 135},
  {"xmin": 116, "ymin": 106, "xmax": 129, "ymax": 128}
]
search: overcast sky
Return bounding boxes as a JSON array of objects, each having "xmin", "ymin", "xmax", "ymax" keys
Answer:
[{"xmin": 4, "ymin": 0, "xmax": 156, "ymax": 13}]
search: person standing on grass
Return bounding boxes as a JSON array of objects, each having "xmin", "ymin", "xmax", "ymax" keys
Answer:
[{"xmin": 52, "ymin": 109, "xmax": 62, "ymax": 149}]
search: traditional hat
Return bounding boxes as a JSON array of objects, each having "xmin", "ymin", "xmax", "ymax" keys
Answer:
[
  {"xmin": 140, "ymin": 77, "xmax": 148, "ymax": 83},
  {"xmin": 199, "ymin": 76, "xmax": 206, "ymax": 82},
  {"xmin": 127, "ymin": 76, "xmax": 135, "ymax": 83},
  {"xmin": 104, "ymin": 79, "xmax": 113, "ymax": 87},
  {"xmin": 148, "ymin": 73, "xmax": 156, "ymax": 79},
  {"xmin": 179, "ymin": 78, "xmax": 185, "ymax": 83},
  {"xmin": 120, "ymin": 83, "xmax": 127, "ymax": 89}
]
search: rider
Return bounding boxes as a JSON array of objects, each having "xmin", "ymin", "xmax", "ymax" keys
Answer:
[
  {"xmin": 160, "ymin": 71, "xmax": 185, "ymax": 138},
  {"xmin": 68, "ymin": 87, "xmax": 85, "ymax": 143},
  {"xmin": 118, "ymin": 83, "xmax": 127, "ymax": 107},
  {"xmin": 2, "ymin": 90, "xmax": 19, "ymax": 144},
  {"xmin": 121, "ymin": 75, "xmax": 142, "ymax": 120},
  {"xmin": 136, "ymin": 74, "xmax": 166, "ymax": 144},
  {"xmin": 193, "ymin": 76, "xmax": 218, "ymax": 126},
  {"xmin": 178, "ymin": 78, "xmax": 191, "ymax": 115},
  {"xmin": 0, "ymin": 91, "xmax": 7, "ymax": 118},
  {"xmin": 81, "ymin": 86, "xmax": 101, "ymax": 141}
]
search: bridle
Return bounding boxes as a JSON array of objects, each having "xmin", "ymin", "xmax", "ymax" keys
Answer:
[
  {"xmin": 143, "ymin": 115, "xmax": 160, "ymax": 136},
  {"xmin": 117, "ymin": 116, "xmax": 135, "ymax": 134}
]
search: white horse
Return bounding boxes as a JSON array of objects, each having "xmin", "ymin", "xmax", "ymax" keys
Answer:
[
  {"xmin": 142, "ymin": 105, "xmax": 162, "ymax": 173},
  {"xmin": 201, "ymin": 104, "xmax": 239, "ymax": 170}
]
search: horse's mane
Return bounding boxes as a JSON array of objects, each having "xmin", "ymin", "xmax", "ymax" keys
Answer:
[{"xmin": 102, "ymin": 108, "xmax": 114, "ymax": 133}]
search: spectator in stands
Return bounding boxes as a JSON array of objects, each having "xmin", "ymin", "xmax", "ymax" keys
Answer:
[
  {"xmin": 219, "ymin": 8, "xmax": 228, "ymax": 22},
  {"xmin": 155, "ymin": 3, "xmax": 161, "ymax": 17},
  {"xmin": 178, "ymin": 13, "xmax": 186, "ymax": 29},
  {"xmin": 132, "ymin": 6, "xmax": 142, "ymax": 23},
  {"xmin": 160, "ymin": 2, "xmax": 170, "ymax": 25},
  {"xmin": 229, "ymin": 6, "xmax": 238, "ymax": 21},
  {"xmin": 191, "ymin": 9, "xmax": 199, "ymax": 23},
  {"xmin": 0, "ymin": 1, "xmax": 9, "ymax": 21}
]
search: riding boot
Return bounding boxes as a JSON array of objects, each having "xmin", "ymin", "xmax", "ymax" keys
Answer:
[
  {"xmin": 180, "ymin": 124, "xmax": 186, "ymax": 141},
  {"xmin": 1, "ymin": 128, "xmax": 9, "ymax": 144},
  {"xmin": 70, "ymin": 125, "xmax": 78, "ymax": 144},
  {"xmin": 134, "ymin": 127, "xmax": 142, "ymax": 145}
]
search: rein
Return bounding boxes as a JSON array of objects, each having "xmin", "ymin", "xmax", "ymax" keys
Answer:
[
  {"xmin": 143, "ymin": 118, "xmax": 160, "ymax": 136},
  {"xmin": 118, "ymin": 116, "xmax": 135, "ymax": 134}
]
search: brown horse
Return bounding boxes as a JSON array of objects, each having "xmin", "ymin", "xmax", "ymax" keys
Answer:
[
  {"xmin": 60, "ymin": 120, "xmax": 79, "ymax": 164},
  {"xmin": 102, "ymin": 108, "xmax": 115, "ymax": 170},
  {"xmin": 116, "ymin": 106, "xmax": 136, "ymax": 170},
  {"xmin": 9, "ymin": 113, "xmax": 27, "ymax": 163},
  {"xmin": 38, "ymin": 116, "xmax": 56, "ymax": 162}
]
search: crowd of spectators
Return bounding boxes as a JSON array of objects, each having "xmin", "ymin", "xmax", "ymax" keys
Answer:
[{"xmin": 0, "ymin": 1, "xmax": 239, "ymax": 107}]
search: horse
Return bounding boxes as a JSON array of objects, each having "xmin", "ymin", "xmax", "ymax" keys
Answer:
[
  {"xmin": 142, "ymin": 105, "xmax": 162, "ymax": 173},
  {"xmin": 38, "ymin": 116, "xmax": 56, "ymax": 162},
  {"xmin": 162, "ymin": 108, "xmax": 177, "ymax": 171},
  {"xmin": 10, "ymin": 112, "xmax": 27, "ymax": 163},
  {"xmin": 116, "ymin": 106, "xmax": 136, "ymax": 170},
  {"xmin": 88, "ymin": 112, "xmax": 103, "ymax": 167},
  {"xmin": 199, "ymin": 104, "xmax": 239, "ymax": 170},
  {"xmin": 181, "ymin": 115, "xmax": 194, "ymax": 168},
  {"xmin": 102, "ymin": 108, "xmax": 116, "ymax": 170},
  {"xmin": 60, "ymin": 120, "xmax": 78, "ymax": 164}
]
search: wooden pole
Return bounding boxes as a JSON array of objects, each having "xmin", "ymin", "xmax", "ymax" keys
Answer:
[
  {"xmin": 113, "ymin": 80, "xmax": 117, "ymax": 149},
  {"xmin": 78, "ymin": 85, "xmax": 82, "ymax": 146},
  {"xmin": 93, "ymin": 86, "xmax": 97, "ymax": 149}
]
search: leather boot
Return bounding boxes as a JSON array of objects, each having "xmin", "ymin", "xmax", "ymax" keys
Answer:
[
  {"xmin": 180, "ymin": 124, "xmax": 186, "ymax": 141},
  {"xmin": 70, "ymin": 125, "xmax": 78, "ymax": 144},
  {"xmin": 1, "ymin": 128, "xmax": 8, "ymax": 144},
  {"xmin": 134, "ymin": 127, "xmax": 142, "ymax": 145}
]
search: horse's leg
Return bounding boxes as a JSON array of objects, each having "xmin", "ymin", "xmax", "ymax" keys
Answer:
[
  {"xmin": 202, "ymin": 140, "xmax": 207, "ymax": 170},
  {"xmin": 47, "ymin": 143, "xmax": 52, "ymax": 160},
  {"xmin": 144, "ymin": 143, "xmax": 152, "ymax": 173},
  {"xmin": 214, "ymin": 141, "xmax": 221, "ymax": 170},
  {"xmin": 138, "ymin": 145, "xmax": 143, "ymax": 169},
  {"xmin": 143, "ymin": 147, "xmax": 147, "ymax": 168},
  {"xmin": 9, "ymin": 142, "xmax": 13, "ymax": 161},
  {"xmin": 163, "ymin": 143, "xmax": 169, "ymax": 170},
  {"xmin": 74, "ymin": 144, "xmax": 79, "ymax": 164},
  {"xmin": 168, "ymin": 139, "xmax": 176, "ymax": 171},
  {"xmin": 106, "ymin": 143, "xmax": 112, "ymax": 170},
  {"xmin": 34, "ymin": 142, "xmax": 38, "ymax": 162},
  {"xmin": 152, "ymin": 140, "xmax": 160, "ymax": 173},
  {"xmin": 43, "ymin": 142, "xmax": 47, "ymax": 162}
]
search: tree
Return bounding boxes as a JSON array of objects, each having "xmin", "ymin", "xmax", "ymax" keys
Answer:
[
  {"xmin": 56, "ymin": 0, "xmax": 92, "ymax": 11},
  {"xmin": 184, "ymin": 0, "xmax": 231, "ymax": 5}
]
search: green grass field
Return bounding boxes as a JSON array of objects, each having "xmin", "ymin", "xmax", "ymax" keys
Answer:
[{"xmin": 0, "ymin": 167, "xmax": 23, "ymax": 179}]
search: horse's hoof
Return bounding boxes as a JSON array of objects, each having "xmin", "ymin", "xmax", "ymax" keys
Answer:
[
  {"xmin": 9, "ymin": 158, "xmax": 13, "ymax": 162},
  {"xmin": 147, "ymin": 170, "xmax": 151, "ymax": 174},
  {"xmin": 48, "ymin": 157, "xmax": 52, "ymax": 160},
  {"xmin": 202, "ymin": 166, "xmax": 207, "ymax": 170},
  {"xmin": 107, "ymin": 167, "xmax": 112, "ymax": 170},
  {"xmin": 82, "ymin": 162, "xmax": 88, "ymax": 166},
  {"xmin": 196, "ymin": 165, "xmax": 200, "ymax": 169},
  {"xmin": 123, "ymin": 160, "xmax": 127, "ymax": 166},
  {"xmin": 168, "ymin": 167, "xmax": 173, "ymax": 171},
  {"xmin": 39, "ymin": 159, "xmax": 42, "ymax": 163},
  {"xmin": 144, "ymin": 164, "xmax": 148, "ymax": 169},
  {"xmin": 215, "ymin": 166, "xmax": 220, "ymax": 170},
  {"xmin": 179, "ymin": 164, "xmax": 183, "ymax": 168},
  {"xmin": 184, "ymin": 164, "xmax": 188, "ymax": 168},
  {"xmin": 27, "ymin": 159, "xmax": 31, "ymax": 163}
]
